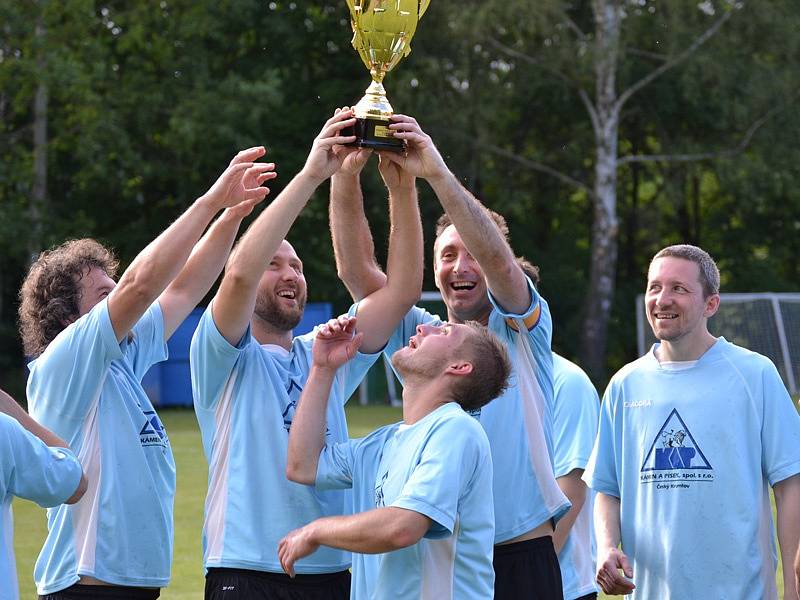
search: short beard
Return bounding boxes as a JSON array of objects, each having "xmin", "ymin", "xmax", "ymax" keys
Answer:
[
  {"xmin": 254, "ymin": 291, "xmax": 306, "ymax": 332},
  {"xmin": 391, "ymin": 348, "xmax": 446, "ymax": 381}
]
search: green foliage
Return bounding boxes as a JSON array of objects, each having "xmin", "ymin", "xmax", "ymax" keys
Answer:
[{"xmin": 1, "ymin": 0, "xmax": 799, "ymax": 385}]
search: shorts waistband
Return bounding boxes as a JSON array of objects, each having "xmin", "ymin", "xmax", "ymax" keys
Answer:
[
  {"xmin": 206, "ymin": 567, "xmax": 350, "ymax": 583},
  {"xmin": 42, "ymin": 584, "xmax": 160, "ymax": 600},
  {"xmin": 493, "ymin": 535, "xmax": 555, "ymax": 556}
]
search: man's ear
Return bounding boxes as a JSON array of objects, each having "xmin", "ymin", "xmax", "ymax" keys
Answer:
[{"xmin": 446, "ymin": 361, "xmax": 473, "ymax": 376}]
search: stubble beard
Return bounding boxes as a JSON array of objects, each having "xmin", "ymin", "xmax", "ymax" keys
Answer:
[{"xmin": 254, "ymin": 290, "xmax": 306, "ymax": 332}]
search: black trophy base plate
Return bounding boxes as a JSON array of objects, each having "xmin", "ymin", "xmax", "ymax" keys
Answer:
[{"xmin": 343, "ymin": 117, "xmax": 404, "ymax": 152}]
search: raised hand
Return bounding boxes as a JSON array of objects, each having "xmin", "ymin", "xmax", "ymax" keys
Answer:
[
  {"xmin": 595, "ymin": 547, "xmax": 636, "ymax": 595},
  {"xmin": 199, "ymin": 146, "xmax": 276, "ymax": 212},
  {"xmin": 377, "ymin": 151, "xmax": 415, "ymax": 192},
  {"xmin": 301, "ymin": 109, "xmax": 359, "ymax": 183},
  {"xmin": 380, "ymin": 114, "xmax": 448, "ymax": 180},
  {"xmin": 278, "ymin": 525, "xmax": 320, "ymax": 578},
  {"xmin": 312, "ymin": 316, "xmax": 364, "ymax": 370}
]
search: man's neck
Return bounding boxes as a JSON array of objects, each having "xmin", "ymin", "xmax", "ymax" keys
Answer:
[
  {"xmin": 401, "ymin": 377, "xmax": 453, "ymax": 425},
  {"xmin": 251, "ymin": 316, "xmax": 293, "ymax": 351},
  {"xmin": 655, "ymin": 330, "xmax": 718, "ymax": 363},
  {"xmin": 447, "ymin": 306, "xmax": 490, "ymax": 327}
]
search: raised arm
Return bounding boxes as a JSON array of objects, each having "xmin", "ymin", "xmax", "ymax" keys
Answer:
[
  {"xmin": 329, "ymin": 140, "xmax": 386, "ymax": 301},
  {"xmin": 345, "ymin": 154, "xmax": 422, "ymax": 353},
  {"xmin": 212, "ymin": 110, "xmax": 358, "ymax": 345},
  {"xmin": 107, "ymin": 147, "xmax": 273, "ymax": 341},
  {"xmin": 285, "ymin": 316, "xmax": 363, "ymax": 485},
  {"xmin": 278, "ymin": 507, "xmax": 431, "ymax": 577},
  {"xmin": 774, "ymin": 474, "xmax": 800, "ymax": 600},
  {"xmin": 594, "ymin": 492, "xmax": 635, "ymax": 595},
  {"xmin": 384, "ymin": 115, "xmax": 529, "ymax": 314},
  {"xmin": 159, "ymin": 190, "xmax": 271, "ymax": 339}
]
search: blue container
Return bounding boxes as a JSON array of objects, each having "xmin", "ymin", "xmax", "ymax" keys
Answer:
[{"xmin": 143, "ymin": 303, "xmax": 333, "ymax": 407}]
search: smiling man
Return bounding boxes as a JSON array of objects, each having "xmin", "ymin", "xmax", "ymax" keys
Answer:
[
  {"xmin": 19, "ymin": 148, "xmax": 274, "ymax": 599},
  {"xmin": 584, "ymin": 244, "xmax": 800, "ymax": 599},
  {"xmin": 330, "ymin": 114, "xmax": 569, "ymax": 599},
  {"xmin": 190, "ymin": 109, "xmax": 422, "ymax": 599},
  {"xmin": 280, "ymin": 316, "xmax": 510, "ymax": 600}
]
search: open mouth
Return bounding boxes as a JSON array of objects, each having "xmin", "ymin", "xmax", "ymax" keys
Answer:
[
  {"xmin": 408, "ymin": 336, "xmax": 418, "ymax": 349},
  {"xmin": 653, "ymin": 312, "xmax": 677, "ymax": 320},
  {"xmin": 277, "ymin": 289, "xmax": 296, "ymax": 300},
  {"xmin": 450, "ymin": 280, "xmax": 476, "ymax": 292}
]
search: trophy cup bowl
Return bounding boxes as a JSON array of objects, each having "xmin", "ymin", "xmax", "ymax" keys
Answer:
[{"xmin": 343, "ymin": 0, "xmax": 430, "ymax": 151}]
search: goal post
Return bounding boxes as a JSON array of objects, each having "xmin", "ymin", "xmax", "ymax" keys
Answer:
[{"xmin": 637, "ymin": 293, "xmax": 800, "ymax": 395}]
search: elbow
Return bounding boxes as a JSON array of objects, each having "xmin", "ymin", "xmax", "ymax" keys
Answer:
[
  {"xmin": 385, "ymin": 516, "xmax": 427, "ymax": 550},
  {"xmin": 66, "ymin": 472, "xmax": 88, "ymax": 505},
  {"xmin": 285, "ymin": 462, "xmax": 314, "ymax": 486}
]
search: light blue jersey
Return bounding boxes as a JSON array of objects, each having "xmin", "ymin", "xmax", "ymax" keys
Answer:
[
  {"xmin": 0, "ymin": 413, "xmax": 82, "ymax": 600},
  {"xmin": 316, "ymin": 402, "xmax": 495, "ymax": 600},
  {"xmin": 385, "ymin": 278, "xmax": 569, "ymax": 543},
  {"xmin": 26, "ymin": 298, "xmax": 175, "ymax": 594},
  {"xmin": 190, "ymin": 305, "xmax": 379, "ymax": 574},
  {"xmin": 552, "ymin": 353, "xmax": 599, "ymax": 600},
  {"xmin": 584, "ymin": 337, "xmax": 800, "ymax": 600}
]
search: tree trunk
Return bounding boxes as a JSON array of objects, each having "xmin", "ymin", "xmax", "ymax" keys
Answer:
[
  {"xmin": 29, "ymin": 11, "xmax": 48, "ymax": 260},
  {"xmin": 580, "ymin": 0, "xmax": 621, "ymax": 383}
]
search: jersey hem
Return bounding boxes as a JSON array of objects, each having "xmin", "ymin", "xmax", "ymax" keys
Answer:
[
  {"xmin": 204, "ymin": 559, "xmax": 351, "ymax": 575},
  {"xmin": 494, "ymin": 500, "xmax": 571, "ymax": 543}
]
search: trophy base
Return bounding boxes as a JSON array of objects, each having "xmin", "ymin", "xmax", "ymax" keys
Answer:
[{"xmin": 344, "ymin": 117, "xmax": 404, "ymax": 152}]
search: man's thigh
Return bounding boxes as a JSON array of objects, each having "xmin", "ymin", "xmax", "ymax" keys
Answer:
[
  {"xmin": 493, "ymin": 537, "xmax": 564, "ymax": 600},
  {"xmin": 205, "ymin": 568, "xmax": 351, "ymax": 600}
]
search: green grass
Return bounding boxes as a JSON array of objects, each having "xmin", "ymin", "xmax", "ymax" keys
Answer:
[
  {"xmin": 13, "ymin": 405, "xmax": 402, "ymax": 599},
  {"xmin": 13, "ymin": 405, "xmax": 787, "ymax": 598}
]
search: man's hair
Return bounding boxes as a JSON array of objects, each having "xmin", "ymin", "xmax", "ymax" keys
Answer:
[
  {"xmin": 515, "ymin": 256, "xmax": 540, "ymax": 286},
  {"xmin": 651, "ymin": 244, "xmax": 720, "ymax": 298},
  {"xmin": 435, "ymin": 210, "xmax": 509, "ymax": 240},
  {"xmin": 19, "ymin": 239, "xmax": 119, "ymax": 357},
  {"xmin": 450, "ymin": 322, "xmax": 512, "ymax": 412}
]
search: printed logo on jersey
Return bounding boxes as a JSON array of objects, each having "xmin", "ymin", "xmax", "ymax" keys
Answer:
[
  {"xmin": 140, "ymin": 409, "xmax": 169, "ymax": 448},
  {"xmin": 375, "ymin": 471, "xmax": 388, "ymax": 508},
  {"xmin": 640, "ymin": 409, "xmax": 713, "ymax": 489},
  {"xmin": 280, "ymin": 377, "xmax": 330, "ymax": 437}
]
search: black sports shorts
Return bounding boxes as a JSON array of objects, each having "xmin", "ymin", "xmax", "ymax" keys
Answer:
[
  {"xmin": 493, "ymin": 536, "xmax": 564, "ymax": 600},
  {"xmin": 205, "ymin": 567, "xmax": 351, "ymax": 600},
  {"xmin": 40, "ymin": 584, "xmax": 160, "ymax": 600}
]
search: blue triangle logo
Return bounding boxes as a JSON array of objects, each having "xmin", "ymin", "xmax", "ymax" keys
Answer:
[{"xmin": 641, "ymin": 409, "xmax": 712, "ymax": 472}]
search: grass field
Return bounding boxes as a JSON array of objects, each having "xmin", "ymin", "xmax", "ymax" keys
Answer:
[{"xmin": 13, "ymin": 405, "xmax": 787, "ymax": 599}]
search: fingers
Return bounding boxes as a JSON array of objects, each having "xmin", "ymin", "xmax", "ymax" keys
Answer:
[
  {"xmin": 595, "ymin": 556, "xmax": 635, "ymax": 594},
  {"xmin": 244, "ymin": 186, "xmax": 270, "ymax": 201},
  {"xmin": 318, "ymin": 316, "xmax": 357, "ymax": 338},
  {"xmin": 347, "ymin": 331, "xmax": 365, "ymax": 359},
  {"xmin": 277, "ymin": 538, "xmax": 296, "ymax": 577},
  {"xmin": 229, "ymin": 146, "xmax": 267, "ymax": 166},
  {"xmin": 620, "ymin": 553, "xmax": 633, "ymax": 578}
]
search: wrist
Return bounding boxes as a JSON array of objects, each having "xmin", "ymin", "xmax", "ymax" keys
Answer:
[
  {"xmin": 298, "ymin": 167, "xmax": 327, "ymax": 188},
  {"xmin": 425, "ymin": 167, "xmax": 454, "ymax": 188},
  {"xmin": 194, "ymin": 194, "xmax": 224, "ymax": 217}
]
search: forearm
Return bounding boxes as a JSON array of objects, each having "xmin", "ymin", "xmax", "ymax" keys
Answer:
[
  {"xmin": 310, "ymin": 507, "xmax": 428, "ymax": 554},
  {"xmin": 553, "ymin": 472, "xmax": 587, "ymax": 554},
  {"xmin": 595, "ymin": 492, "xmax": 623, "ymax": 551},
  {"xmin": 286, "ymin": 365, "xmax": 337, "ymax": 485},
  {"xmin": 160, "ymin": 209, "xmax": 246, "ymax": 338},
  {"xmin": 355, "ymin": 185, "xmax": 422, "ymax": 353},
  {"xmin": 427, "ymin": 171, "xmax": 516, "ymax": 271},
  {"xmin": 0, "ymin": 389, "xmax": 68, "ymax": 448},
  {"xmin": 775, "ymin": 476, "xmax": 800, "ymax": 599},
  {"xmin": 228, "ymin": 171, "xmax": 320, "ymax": 284},
  {"xmin": 329, "ymin": 173, "xmax": 386, "ymax": 300}
]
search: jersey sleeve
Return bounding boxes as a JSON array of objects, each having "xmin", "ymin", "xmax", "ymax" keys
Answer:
[
  {"xmin": 553, "ymin": 366, "xmax": 600, "ymax": 478},
  {"xmin": 27, "ymin": 298, "xmax": 123, "ymax": 428},
  {"xmin": 1, "ymin": 414, "xmax": 83, "ymax": 508},
  {"xmin": 759, "ymin": 360, "xmax": 800, "ymax": 485},
  {"xmin": 315, "ymin": 438, "xmax": 360, "ymax": 491},
  {"xmin": 190, "ymin": 303, "xmax": 250, "ymax": 411},
  {"xmin": 392, "ymin": 418, "xmax": 488, "ymax": 539},
  {"xmin": 125, "ymin": 301, "xmax": 169, "ymax": 380},
  {"xmin": 583, "ymin": 381, "xmax": 621, "ymax": 498}
]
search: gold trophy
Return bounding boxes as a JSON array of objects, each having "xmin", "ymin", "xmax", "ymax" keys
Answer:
[{"xmin": 344, "ymin": 0, "xmax": 430, "ymax": 151}]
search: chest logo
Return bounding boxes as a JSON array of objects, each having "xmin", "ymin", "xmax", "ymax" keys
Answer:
[
  {"xmin": 640, "ymin": 409, "xmax": 713, "ymax": 488},
  {"xmin": 140, "ymin": 409, "xmax": 169, "ymax": 447}
]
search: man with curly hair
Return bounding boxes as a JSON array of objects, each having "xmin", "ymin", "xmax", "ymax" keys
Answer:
[{"xmin": 19, "ymin": 148, "xmax": 275, "ymax": 599}]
